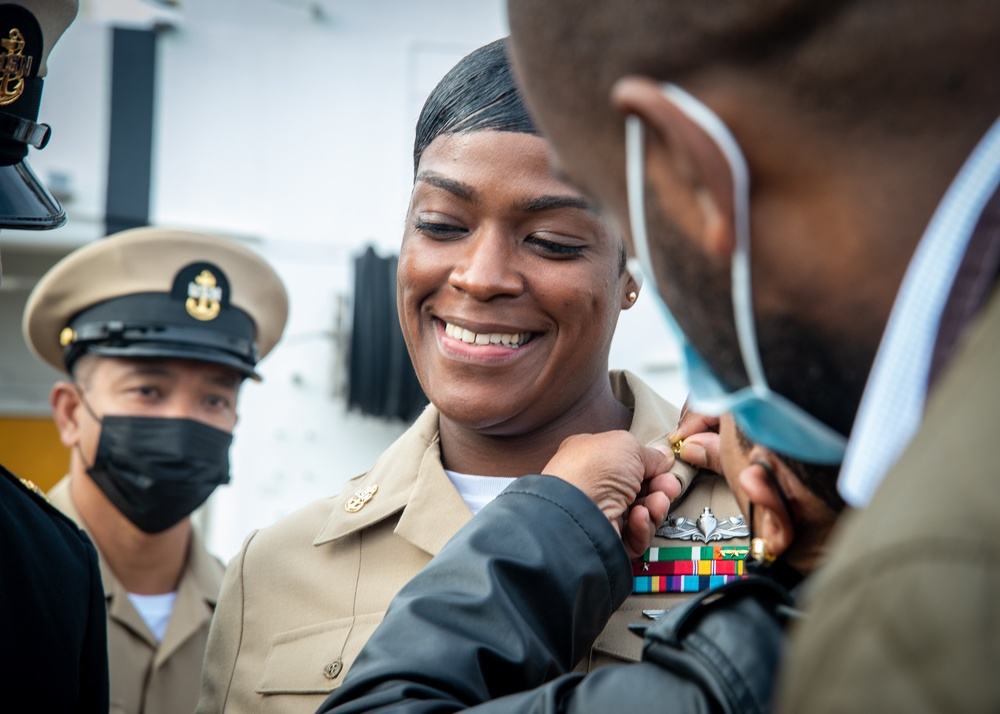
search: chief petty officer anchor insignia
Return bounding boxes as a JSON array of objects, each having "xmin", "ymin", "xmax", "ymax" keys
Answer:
[
  {"xmin": 1, "ymin": 25, "xmax": 32, "ymax": 106},
  {"xmin": 187, "ymin": 269, "xmax": 223, "ymax": 321}
]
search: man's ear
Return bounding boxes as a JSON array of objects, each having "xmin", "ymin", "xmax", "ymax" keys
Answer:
[
  {"xmin": 611, "ymin": 75, "xmax": 736, "ymax": 258},
  {"xmin": 50, "ymin": 381, "xmax": 84, "ymax": 449},
  {"xmin": 738, "ymin": 456, "xmax": 794, "ymax": 558}
]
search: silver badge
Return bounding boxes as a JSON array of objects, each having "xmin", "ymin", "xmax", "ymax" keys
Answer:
[{"xmin": 656, "ymin": 506, "xmax": 749, "ymax": 542}]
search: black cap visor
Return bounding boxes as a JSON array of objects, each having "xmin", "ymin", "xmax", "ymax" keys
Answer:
[
  {"xmin": 0, "ymin": 159, "xmax": 65, "ymax": 229},
  {"xmin": 84, "ymin": 341, "xmax": 261, "ymax": 381}
]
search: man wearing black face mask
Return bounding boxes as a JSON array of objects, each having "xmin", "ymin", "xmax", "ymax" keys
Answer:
[{"xmin": 23, "ymin": 226, "xmax": 288, "ymax": 714}]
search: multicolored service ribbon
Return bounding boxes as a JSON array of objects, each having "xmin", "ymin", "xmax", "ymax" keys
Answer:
[
  {"xmin": 633, "ymin": 545, "xmax": 749, "ymax": 593},
  {"xmin": 633, "ymin": 559, "xmax": 744, "ymax": 577},
  {"xmin": 643, "ymin": 545, "xmax": 749, "ymax": 561},
  {"xmin": 634, "ymin": 574, "xmax": 744, "ymax": 594}
]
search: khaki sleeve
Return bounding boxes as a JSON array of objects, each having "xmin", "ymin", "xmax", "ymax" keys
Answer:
[
  {"xmin": 777, "ymin": 548, "xmax": 1000, "ymax": 713},
  {"xmin": 197, "ymin": 530, "xmax": 259, "ymax": 714}
]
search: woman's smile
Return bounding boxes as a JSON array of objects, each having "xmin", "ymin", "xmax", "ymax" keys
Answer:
[
  {"xmin": 442, "ymin": 320, "xmax": 533, "ymax": 349},
  {"xmin": 434, "ymin": 317, "xmax": 540, "ymax": 365}
]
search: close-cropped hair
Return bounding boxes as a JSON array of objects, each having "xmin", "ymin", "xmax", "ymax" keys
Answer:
[
  {"xmin": 509, "ymin": 0, "xmax": 1000, "ymax": 142},
  {"xmin": 69, "ymin": 352, "xmax": 99, "ymax": 388},
  {"xmin": 413, "ymin": 37, "xmax": 539, "ymax": 174},
  {"xmin": 734, "ymin": 422, "xmax": 845, "ymax": 513}
]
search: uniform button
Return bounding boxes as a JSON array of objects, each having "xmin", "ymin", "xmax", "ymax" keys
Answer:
[{"xmin": 323, "ymin": 659, "xmax": 343, "ymax": 679}]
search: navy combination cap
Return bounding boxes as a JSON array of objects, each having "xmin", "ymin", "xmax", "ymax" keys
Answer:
[
  {"xmin": 0, "ymin": 0, "xmax": 77, "ymax": 229},
  {"xmin": 23, "ymin": 227, "xmax": 289, "ymax": 379}
]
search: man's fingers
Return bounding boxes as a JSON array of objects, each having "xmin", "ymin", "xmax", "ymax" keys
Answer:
[
  {"xmin": 622, "ymin": 503, "xmax": 661, "ymax": 559},
  {"xmin": 678, "ymin": 431, "xmax": 723, "ymax": 474},
  {"xmin": 667, "ymin": 404, "xmax": 720, "ymax": 443},
  {"xmin": 644, "ymin": 444, "xmax": 676, "ymax": 478},
  {"xmin": 642, "ymin": 490, "xmax": 671, "ymax": 528},
  {"xmin": 542, "ymin": 431, "xmax": 661, "ymax": 525},
  {"xmin": 622, "ymin": 489, "xmax": 673, "ymax": 559},
  {"xmin": 646, "ymin": 471, "xmax": 682, "ymax": 502}
]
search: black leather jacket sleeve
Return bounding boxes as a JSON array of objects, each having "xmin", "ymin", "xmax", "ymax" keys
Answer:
[{"xmin": 317, "ymin": 474, "xmax": 791, "ymax": 714}]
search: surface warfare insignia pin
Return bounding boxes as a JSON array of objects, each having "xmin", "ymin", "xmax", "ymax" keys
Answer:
[
  {"xmin": 657, "ymin": 506, "xmax": 749, "ymax": 542},
  {"xmin": 345, "ymin": 484, "xmax": 378, "ymax": 513},
  {"xmin": 0, "ymin": 27, "xmax": 32, "ymax": 106}
]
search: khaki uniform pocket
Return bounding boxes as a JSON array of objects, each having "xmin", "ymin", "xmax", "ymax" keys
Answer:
[{"xmin": 255, "ymin": 612, "xmax": 386, "ymax": 696}]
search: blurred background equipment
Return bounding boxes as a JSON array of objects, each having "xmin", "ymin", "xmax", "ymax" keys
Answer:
[{"xmin": 347, "ymin": 246, "xmax": 428, "ymax": 421}]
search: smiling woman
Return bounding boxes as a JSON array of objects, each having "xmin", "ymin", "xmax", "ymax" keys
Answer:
[
  {"xmin": 198, "ymin": 38, "xmax": 746, "ymax": 714},
  {"xmin": 401, "ymin": 129, "xmax": 633, "ymax": 461}
]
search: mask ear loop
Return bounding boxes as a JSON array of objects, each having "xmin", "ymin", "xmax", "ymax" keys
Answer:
[
  {"xmin": 659, "ymin": 84, "xmax": 762, "ymax": 391},
  {"xmin": 72, "ymin": 382, "xmax": 103, "ymax": 425},
  {"xmin": 70, "ymin": 382, "xmax": 103, "ymax": 473}
]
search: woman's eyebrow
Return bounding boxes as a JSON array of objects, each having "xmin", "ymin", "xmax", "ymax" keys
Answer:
[
  {"xmin": 518, "ymin": 194, "xmax": 593, "ymax": 213},
  {"xmin": 415, "ymin": 171, "xmax": 477, "ymax": 202},
  {"xmin": 415, "ymin": 172, "xmax": 595, "ymax": 213}
]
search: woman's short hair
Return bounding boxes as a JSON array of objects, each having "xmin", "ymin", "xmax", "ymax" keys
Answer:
[{"xmin": 413, "ymin": 37, "xmax": 538, "ymax": 174}]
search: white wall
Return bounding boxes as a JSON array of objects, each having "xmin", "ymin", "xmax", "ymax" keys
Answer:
[{"xmin": 3, "ymin": 0, "xmax": 685, "ymax": 561}]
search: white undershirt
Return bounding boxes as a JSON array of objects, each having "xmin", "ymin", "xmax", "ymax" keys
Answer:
[
  {"xmin": 838, "ymin": 114, "xmax": 1000, "ymax": 507},
  {"xmin": 127, "ymin": 591, "xmax": 177, "ymax": 642},
  {"xmin": 445, "ymin": 470, "xmax": 517, "ymax": 515}
]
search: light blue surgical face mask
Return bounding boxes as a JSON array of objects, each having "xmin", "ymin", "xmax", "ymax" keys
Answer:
[{"xmin": 625, "ymin": 83, "xmax": 847, "ymax": 465}]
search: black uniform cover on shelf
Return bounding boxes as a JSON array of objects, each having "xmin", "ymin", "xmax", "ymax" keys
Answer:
[{"xmin": 348, "ymin": 246, "xmax": 428, "ymax": 421}]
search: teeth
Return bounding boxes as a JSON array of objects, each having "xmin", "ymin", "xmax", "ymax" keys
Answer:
[{"xmin": 444, "ymin": 322, "xmax": 530, "ymax": 348}]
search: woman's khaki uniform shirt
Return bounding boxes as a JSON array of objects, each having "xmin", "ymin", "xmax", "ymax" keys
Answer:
[
  {"xmin": 49, "ymin": 477, "xmax": 225, "ymax": 714},
  {"xmin": 198, "ymin": 371, "xmax": 745, "ymax": 713}
]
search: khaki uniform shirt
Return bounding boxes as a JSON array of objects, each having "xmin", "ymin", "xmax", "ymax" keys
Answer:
[
  {"xmin": 50, "ymin": 478, "xmax": 225, "ymax": 714},
  {"xmin": 199, "ymin": 371, "xmax": 745, "ymax": 713},
  {"xmin": 777, "ymin": 287, "xmax": 1000, "ymax": 713}
]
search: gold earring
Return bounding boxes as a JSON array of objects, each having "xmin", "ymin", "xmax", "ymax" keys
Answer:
[
  {"xmin": 627, "ymin": 291, "xmax": 638, "ymax": 303},
  {"xmin": 750, "ymin": 537, "xmax": 776, "ymax": 565}
]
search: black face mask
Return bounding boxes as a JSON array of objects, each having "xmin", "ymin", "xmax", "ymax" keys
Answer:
[{"xmin": 84, "ymin": 415, "xmax": 233, "ymax": 534}]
